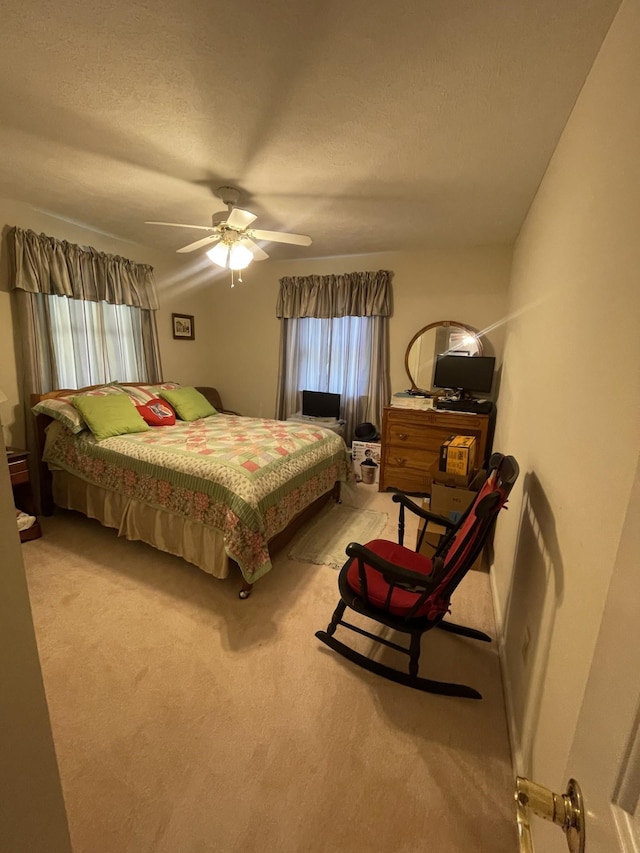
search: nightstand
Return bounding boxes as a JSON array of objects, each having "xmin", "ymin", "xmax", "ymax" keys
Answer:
[{"xmin": 7, "ymin": 447, "xmax": 42, "ymax": 542}]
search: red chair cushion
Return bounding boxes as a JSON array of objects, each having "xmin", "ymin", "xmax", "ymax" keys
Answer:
[
  {"xmin": 136, "ymin": 398, "xmax": 176, "ymax": 426},
  {"xmin": 346, "ymin": 539, "xmax": 436, "ymax": 617}
]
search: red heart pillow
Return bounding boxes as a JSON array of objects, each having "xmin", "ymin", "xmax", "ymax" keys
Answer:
[{"xmin": 136, "ymin": 398, "xmax": 176, "ymax": 426}]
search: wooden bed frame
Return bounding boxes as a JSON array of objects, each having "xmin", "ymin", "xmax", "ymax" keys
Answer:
[{"xmin": 31, "ymin": 384, "xmax": 342, "ymax": 598}]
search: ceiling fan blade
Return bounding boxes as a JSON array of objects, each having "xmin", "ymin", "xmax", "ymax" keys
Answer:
[
  {"xmin": 239, "ymin": 237, "xmax": 269, "ymax": 261},
  {"xmin": 145, "ymin": 221, "xmax": 216, "ymax": 232},
  {"xmin": 226, "ymin": 208, "xmax": 257, "ymax": 229},
  {"xmin": 176, "ymin": 234, "xmax": 222, "ymax": 254},
  {"xmin": 250, "ymin": 229, "xmax": 312, "ymax": 247}
]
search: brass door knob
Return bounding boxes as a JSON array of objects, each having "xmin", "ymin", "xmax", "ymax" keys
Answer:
[{"xmin": 515, "ymin": 777, "xmax": 585, "ymax": 853}]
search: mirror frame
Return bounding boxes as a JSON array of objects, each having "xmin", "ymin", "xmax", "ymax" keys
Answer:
[{"xmin": 404, "ymin": 320, "xmax": 484, "ymax": 392}]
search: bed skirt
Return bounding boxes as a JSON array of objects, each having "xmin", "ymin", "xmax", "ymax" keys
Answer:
[{"xmin": 52, "ymin": 470, "xmax": 231, "ymax": 579}]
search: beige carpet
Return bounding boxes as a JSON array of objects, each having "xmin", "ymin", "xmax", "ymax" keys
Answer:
[
  {"xmin": 22, "ymin": 484, "xmax": 518, "ymax": 853},
  {"xmin": 287, "ymin": 502, "xmax": 388, "ymax": 569}
]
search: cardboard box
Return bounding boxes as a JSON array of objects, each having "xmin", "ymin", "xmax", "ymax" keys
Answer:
[
  {"xmin": 439, "ymin": 435, "xmax": 477, "ymax": 479},
  {"xmin": 430, "ymin": 469, "xmax": 487, "ymax": 518},
  {"xmin": 351, "ymin": 441, "xmax": 382, "ymax": 485},
  {"xmin": 416, "ymin": 506, "xmax": 449, "ymax": 556},
  {"xmin": 416, "ymin": 471, "xmax": 488, "ymax": 571},
  {"xmin": 416, "ymin": 506, "xmax": 486, "ymax": 571},
  {"xmin": 429, "ymin": 457, "xmax": 474, "ymax": 488}
]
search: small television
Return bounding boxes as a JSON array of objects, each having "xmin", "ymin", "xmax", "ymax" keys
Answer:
[
  {"xmin": 302, "ymin": 390, "xmax": 341, "ymax": 419},
  {"xmin": 433, "ymin": 355, "xmax": 495, "ymax": 397}
]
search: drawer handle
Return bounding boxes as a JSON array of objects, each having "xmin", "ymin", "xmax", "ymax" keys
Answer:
[
  {"xmin": 397, "ymin": 433, "xmax": 408, "ymax": 441},
  {"xmin": 393, "ymin": 457, "xmax": 407, "ymax": 466}
]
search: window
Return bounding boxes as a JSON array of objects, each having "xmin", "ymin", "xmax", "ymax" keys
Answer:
[
  {"xmin": 276, "ymin": 270, "xmax": 392, "ymax": 443},
  {"xmin": 292, "ymin": 316, "xmax": 373, "ymax": 403},
  {"xmin": 47, "ymin": 294, "xmax": 151, "ymax": 388},
  {"xmin": 280, "ymin": 314, "xmax": 387, "ymax": 442}
]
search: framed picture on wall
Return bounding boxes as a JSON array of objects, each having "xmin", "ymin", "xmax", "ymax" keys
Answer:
[{"xmin": 172, "ymin": 313, "xmax": 194, "ymax": 340}]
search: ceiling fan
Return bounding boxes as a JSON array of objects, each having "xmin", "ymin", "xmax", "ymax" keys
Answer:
[{"xmin": 145, "ymin": 186, "xmax": 312, "ymax": 271}]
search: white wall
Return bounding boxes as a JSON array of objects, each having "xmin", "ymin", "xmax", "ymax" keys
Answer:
[{"xmin": 492, "ymin": 0, "xmax": 640, "ymax": 802}]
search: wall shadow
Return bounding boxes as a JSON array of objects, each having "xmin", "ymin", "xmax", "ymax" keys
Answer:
[{"xmin": 502, "ymin": 469, "xmax": 565, "ymax": 772}]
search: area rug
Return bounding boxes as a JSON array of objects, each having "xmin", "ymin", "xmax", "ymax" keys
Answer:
[{"xmin": 288, "ymin": 503, "xmax": 388, "ymax": 569}]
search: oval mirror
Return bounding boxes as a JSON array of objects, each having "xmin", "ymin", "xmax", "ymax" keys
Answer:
[{"xmin": 405, "ymin": 320, "xmax": 483, "ymax": 393}]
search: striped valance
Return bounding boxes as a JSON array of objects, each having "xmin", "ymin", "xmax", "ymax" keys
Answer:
[
  {"xmin": 8, "ymin": 226, "xmax": 159, "ymax": 310},
  {"xmin": 276, "ymin": 270, "xmax": 393, "ymax": 319}
]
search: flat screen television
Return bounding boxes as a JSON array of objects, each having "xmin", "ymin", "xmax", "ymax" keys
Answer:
[
  {"xmin": 302, "ymin": 390, "xmax": 341, "ymax": 419},
  {"xmin": 432, "ymin": 355, "xmax": 495, "ymax": 397}
]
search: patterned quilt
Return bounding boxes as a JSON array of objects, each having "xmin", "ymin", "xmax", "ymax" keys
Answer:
[{"xmin": 44, "ymin": 414, "xmax": 351, "ymax": 582}]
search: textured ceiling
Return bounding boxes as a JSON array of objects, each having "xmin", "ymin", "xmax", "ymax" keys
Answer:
[{"xmin": 0, "ymin": 0, "xmax": 620, "ymax": 260}]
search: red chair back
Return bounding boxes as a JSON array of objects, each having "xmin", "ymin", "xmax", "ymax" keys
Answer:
[{"xmin": 422, "ymin": 456, "xmax": 518, "ymax": 619}]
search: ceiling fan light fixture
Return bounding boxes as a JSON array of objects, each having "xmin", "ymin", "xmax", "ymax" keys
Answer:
[
  {"xmin": 206, "ymin": 240, "xmax": 253, "ymax": 271},
  {"xmin": 228, "ymin": 243, "xmax": 253, "ymax": 270},
  {"xmin": 206, "ymin": 242, "xmax": 230, "ymax": 268}
]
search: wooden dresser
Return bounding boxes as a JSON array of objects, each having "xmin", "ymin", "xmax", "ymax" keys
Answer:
[{"xmin": 379, "ymin": 406, "xmax": 493, "ymax": 494}]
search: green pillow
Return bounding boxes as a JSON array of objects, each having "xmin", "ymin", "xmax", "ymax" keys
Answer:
[
  {"xmin": 32, "ymin": 384, "xmax": 127, "ymax": 434},
  {"xmin": 159, "ymin": 387, "xmax": 217, "ymax": 421},
  {"xmin": 72, "ymin": 393, "xmax": 150, "ymax": 441}
]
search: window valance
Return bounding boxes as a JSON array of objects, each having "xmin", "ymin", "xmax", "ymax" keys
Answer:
[
  {"xmin": 276, "ymin": 270, "xmax": 392, "ymax": 319},
  {"xmin": 8, "ymin": 227, "xmax": 159, "ymax": 310}
]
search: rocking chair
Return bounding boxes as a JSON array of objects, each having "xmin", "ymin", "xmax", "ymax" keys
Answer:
[{"xmin": 315, "ymin": 453, "xmax": 519, "ymax": 699}]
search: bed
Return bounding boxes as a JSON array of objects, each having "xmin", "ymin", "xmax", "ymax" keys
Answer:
[{"xmin": 32, "ymin": 383, "xmax": 351, "ymax": 597}]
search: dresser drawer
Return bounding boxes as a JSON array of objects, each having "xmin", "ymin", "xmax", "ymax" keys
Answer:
[
  {"xmin": 9, "ymin": 459, "xmax": 29, "ymax": 485},
  {"xmin": 382, "ymin": 445, "xmax": 439, "ymax": 493},
  {"xmin": 384, "ymin": 445, "xmax": 434, "ymax": 471},
  {"xmin": 382, "ymin": 464, "xmax": 434, "ymax": 494},
  {"xmin": 386, "ymin": 420, "xmax": 464, "ymax": 452}
]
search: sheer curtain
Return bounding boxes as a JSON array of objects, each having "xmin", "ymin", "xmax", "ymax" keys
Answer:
[
  {"xmin": 47, "ymin": 295, "xmax": 154, "ymax": 388},
  {"xmin": 276, "ymin": 271, "xmax": 392, "ymax": 443}
]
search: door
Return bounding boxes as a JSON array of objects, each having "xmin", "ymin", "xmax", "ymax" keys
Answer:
[{"xmin": 527, "ymin": 455, "xmax": 640, "ymax": 852}]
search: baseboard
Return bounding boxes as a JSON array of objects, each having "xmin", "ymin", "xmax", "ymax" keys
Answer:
[{"xmin": 489, "ymin": 567, "xmax": 524, "ymax": 776}]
